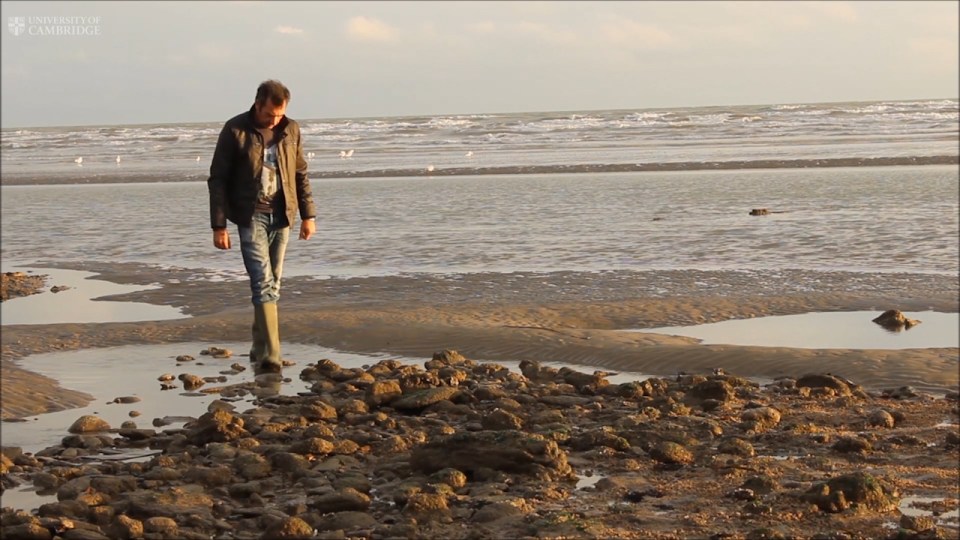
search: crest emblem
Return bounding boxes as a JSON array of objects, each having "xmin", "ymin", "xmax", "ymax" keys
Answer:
[{"xmin": 8, "ymin": 17, "xmax": 25, "ymax": 36}]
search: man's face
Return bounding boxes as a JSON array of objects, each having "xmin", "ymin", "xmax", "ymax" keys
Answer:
[{"xmin": 255, "ymin": 101, "xmax": 287, "ymax": 129}]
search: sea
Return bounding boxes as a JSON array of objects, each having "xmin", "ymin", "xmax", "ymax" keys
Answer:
[{"xmin": 0, "ymin": 98, "xmax": 958, "ymax": 281}]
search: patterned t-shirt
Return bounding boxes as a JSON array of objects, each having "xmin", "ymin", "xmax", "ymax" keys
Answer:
[{"xmin": 259, "ymin": 142, "xmax": 279, "ymax": 201}]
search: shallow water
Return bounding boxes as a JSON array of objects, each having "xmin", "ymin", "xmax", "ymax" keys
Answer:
[
  {"xmin": 630, "ymin": 311, "xmax": 959, "ymax": 350},
  {"xmin": 2, "ymin": 167, "xmax": 957, "ymax": 278},
  {"xmin": 0, "ymin": 268, "xmax": 186, "ymax": 325}
]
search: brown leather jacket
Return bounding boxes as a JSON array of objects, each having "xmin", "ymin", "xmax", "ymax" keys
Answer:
[{"xmin": 208, "ymin": 107, "xmax": 316, "ymax": 229}]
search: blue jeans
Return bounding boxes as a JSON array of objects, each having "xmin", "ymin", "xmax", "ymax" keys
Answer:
[{"xmin": 238, "ymin": 212, "xmax": 289, "ymax": 305}]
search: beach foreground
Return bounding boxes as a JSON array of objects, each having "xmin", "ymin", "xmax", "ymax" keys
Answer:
[{"xmin": 1, "ymin": 268, "xmax": 958, "ymax": 538}]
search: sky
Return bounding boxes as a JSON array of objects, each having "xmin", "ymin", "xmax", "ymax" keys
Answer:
[{"xmin": 1, "ymin": 1, "xmax": 957, "ymax": 128}]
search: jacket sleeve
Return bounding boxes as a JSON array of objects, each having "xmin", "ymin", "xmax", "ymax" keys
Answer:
[
  {"xmin": 208, "ymin": 123, "xmax": 236, "ymax": 229},
  {"xmin": 294, "ymin": 126, "xmax": 316, "ymax": 220}
]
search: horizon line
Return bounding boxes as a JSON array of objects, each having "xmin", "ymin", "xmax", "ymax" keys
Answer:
[{"xmin": 1, "ymin": 96, "xmax": 956, "ymax": 131}]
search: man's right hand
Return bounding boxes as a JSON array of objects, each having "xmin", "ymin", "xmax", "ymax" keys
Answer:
[{"xmin": 213, "ymin": 228, "xmax": 231, "ymax": 250}]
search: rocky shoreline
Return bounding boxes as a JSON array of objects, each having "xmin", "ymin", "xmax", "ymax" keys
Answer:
[
  {"xmin": 1, "ymin": 266, "xmax": 958, "ymax": 539},
  {"xmin": 2, "ymin": 349, "xmax": 958, "ymax": 539}
]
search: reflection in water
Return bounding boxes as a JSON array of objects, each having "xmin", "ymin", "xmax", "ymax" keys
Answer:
[
  {"xmin": 630, "ymin": 311, "xmax": 958, "ymax": 350},
  {"xmin": 0, "ymin": 267, "xmax": 186, "ymax": 325}
]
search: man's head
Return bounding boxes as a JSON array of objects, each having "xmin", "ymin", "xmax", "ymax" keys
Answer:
[{"xmin": 254, "ymin": 80, "xmax": 291, "ymax": 129}]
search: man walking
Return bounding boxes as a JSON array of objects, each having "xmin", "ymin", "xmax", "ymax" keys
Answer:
[{"xmin": 208, "ymin": 79, "xmax": 316, "ymax": 372}]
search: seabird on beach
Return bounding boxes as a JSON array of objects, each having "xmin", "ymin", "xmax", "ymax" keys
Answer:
[
  {"xmin": 74, "ymin": 157, "xmax": 83, "ymax": 165},
  {"xmin": 426, "ymin": 164, "xmax": 435, "ymax": 173},
  {"xmin": 465, "ymin": 151, "xmax": 474, "ymax": 158},
  {"xmin": 339, "ymin": 149, "xmax": 354, "ymax": 159},
  {"xmin": 115, "ymin": 155, "xmax": 121, "ymax": 164},
  {"xmin": 196, "ymin": 156, "xmax": 201, "ymax": 162}
]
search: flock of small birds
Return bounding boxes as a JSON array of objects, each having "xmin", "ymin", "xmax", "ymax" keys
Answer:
[{"xmin": 73, "ymin": 149, "xmax": 477, "ymax": 173}]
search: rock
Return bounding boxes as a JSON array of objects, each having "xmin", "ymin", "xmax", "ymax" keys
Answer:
[
  {"xmin": 558, "ymin": 367, "xmax": 609, "ymax": 393},
  {"xmin": 142, "ymin": 516, "xmax": 178, "ymax": 536},
  {"xmin": 313, "ymin": 511, "xmax": 377, "ymax": 532},
  {"xmin": 899, "ymin": 514, "xmax": 936, "ymax": 533},
  {"xmin": 648, "ymin": 441, "xmax": 694, "ymax": 465},
  {"xmin": 364, "ymin": 380, "xmax": 403, "ymax": 407},
  {"xmin": 429, "ymin": 468, "xmax": 468, "ymax": 489},
  {"xmin": 1, "ymin": 522, "xmax": 54, "ymax": 540},
  {"xmin": 872, "ymin": 309, "xmax": 920, "ymax": 330},
  {"xmin": 309, "ymin": 488, "xmax": 371, "ymax": 513},
  {"xmin": 117, "ymin": 485, "xmax": 215, "ymax": 519},
  {"xmin": 402, "ymin": 493, "xmax": 449, "ymax": 517},
  {"xmin": 200, "ymin": 347, "xmax": 232, "ymax": 358},
  {"xmin": 429, "ymin": 349, "xmax": 469, "ymax": 366},
  {"xmin": 481, "ymin": 408, "xmax": 524, "ymax": 430},
  {"xmin": 178, "ymin": 373, "xmax": 205, "ymax": 390},
  {"xmin": 832, "ymin": 436, "xmax": 872, "ymax": 454},
  {"xmin": 260, "ymin": 516, "xmax": 314, "ymax": 539},
  {"xmin": 741, "ymin": 407, "xmax": 781, "ymax": 430},
  {"xmin": 410, "ymin": 431, "xmax": 573, "ymax": 480},
  {"xmin": 185, "ymin": 409, "xmax": 248, "ymax": 445},
  {"xmin": 290, "ymin": 437, "xmax": 336, "ymax": 455},
  {"xmin": 749, "ymin": 208, "xmax": 770, "ymax": 216},
  {"xmin": 106, "ymin": 515, "xmax": 142, "ymax": 540},
  {"xmin": 796, "ymin": 374, "xmax": 853, "ymax": 396},
  {"xmin": 717, "ymin": 438, "xmax": 755, "ymax": 457},
  {"xmin": 391, "ymin": 386, "xmax": 459, "ymax": 411},
  {"xmin": 689, "ymin": 380, "xmax": 735, "ymax": 402},
  {"xmin": 299, "ymin": 400, "xmax": 338, "ymax": 421},
  {"xmin": 67, "ymin": 415, "xmax": 110, "ymax": 434},
  {"xmin": 519, "ymin": 359, "xmax": 558, "ymax": 382},
  {"xmin": 866, "ymin": 409, "xmax": 895, "ymax": 428},
  {"xmin": 804, "ymin": 472, "xmax": 898, "ymax": 513}
]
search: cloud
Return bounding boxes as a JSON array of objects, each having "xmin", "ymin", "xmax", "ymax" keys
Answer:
[
  {"xmin": 601, "ymin": 19, "xmax": 676, "ymax": 49},
  {"xmin": 275, "ymin": 25, "xmax": 304, "ymax": 35},
  {"xmin": 511, "ymin": 21, "xmax": 578, "ymax": 45},
  {"xmin": 724, "ymin": 1, "xmax": 858, "ymax": 29},
  {"xmin": 468, "ymin": 21, "xmax": 497, "ymax": 35},
  {"xmin": 346, "ymin": 16, "xmax": 397, "ymax": 42},
  {"xmin": 806, "ymin": 2, "xmax": 859, "ymax": 23},
  {"xmin": 908, "ymin": 37, "xmax": 960, "ymax": 70}
]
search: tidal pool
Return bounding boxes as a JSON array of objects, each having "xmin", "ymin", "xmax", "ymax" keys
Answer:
[
  {"xmin": 0, "ymin": 267, "xmax": 186, "ymax": 325},
  {"xmin": 629, "ymin": 311, "xmax": 959, "ymax": 350}
]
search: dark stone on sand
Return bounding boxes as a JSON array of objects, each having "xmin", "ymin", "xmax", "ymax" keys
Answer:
[
  {"xmin": 184, "ymin": 409, "xmax": 248, "ymax": 445},
  {"xmin": 365, "ymin": 380, "xmax": 403, "ymax": 407},
  {"xmin": 391, "ymin": 386, "xmax": 460, "ymax": 410},
  {"xmin": 832, "ymin": 436, "xmax": 872, "ymax": 454},
  {"xmin": 410, "ymin": 431, "xmax": 573, "ymax": 480},
  {"xmin": 481, "ymin": 408, "xmax": 524, "ymax": 430},
  {"xmin": 804, "ymin": 472, "xmax": 898, "ymax": 513},
  {"xmin": 67, "ymin": 415, "xmax": 111, "ymax": 434},
  {"xmin": 648, "ymin": 441, "xmax": 694, "ymax": 465},
  {"xmin": 795, "ymin": 374, "xmax": 854, "ymax": 396},
  {"xmin": 260, "ymin": 516, "xmax": 314, "ymax": 539},
  {"xmin": 308, "ymin": 488, "xmax": 371, "ymax": 513},
  {"xmin": 689, "ymin": 380, "xmax": 735, "ymax": 402},
  {"xmin": 872, "ymin": 309, "xmax": 920, "ymax": 330}
]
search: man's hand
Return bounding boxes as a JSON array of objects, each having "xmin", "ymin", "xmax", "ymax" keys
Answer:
[
  {"xmin": 299, "ymin": 219, "xmax": 315, "ymax": 240},
  {"xmin": 213, "ymin": 228, "xmax": 231, "ymax": 249}
]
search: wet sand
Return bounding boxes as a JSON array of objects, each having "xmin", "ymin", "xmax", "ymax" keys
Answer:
[{"xmin": 2, "ymin": 264, "xmax": 957, "ymax": 419}]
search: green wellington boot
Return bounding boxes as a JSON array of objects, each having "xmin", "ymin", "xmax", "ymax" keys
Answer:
[
  {"xmin": 254, "ymin": 302, "xmax": 282, "ymax": 372},
  {"xmin": 250, "ymin": 308, "xmax": 267, "ymax": 363}
]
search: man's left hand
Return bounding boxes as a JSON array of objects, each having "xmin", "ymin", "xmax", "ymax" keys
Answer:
[{"xmin": 299, "ymin": 219, "xmax": 315, "ymax": 240}]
